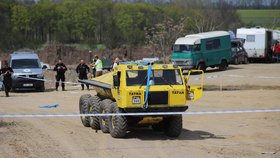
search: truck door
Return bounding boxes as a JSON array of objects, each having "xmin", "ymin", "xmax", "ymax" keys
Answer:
[{"xmin": 204, "ymin": 39, "xmax": 221, "ymax": 66}]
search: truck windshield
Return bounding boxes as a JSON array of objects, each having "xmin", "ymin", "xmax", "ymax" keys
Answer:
[
  {"xmin": 12, "ymin": 59, "xmax": 41, "ymax": 69},
  {"xmin": 126, "ymin": 69, "xmax": 183, "ymax": 86},
  {"xmin": 173, "ymin": 45, "xmax": 193, "ymax": 52}
]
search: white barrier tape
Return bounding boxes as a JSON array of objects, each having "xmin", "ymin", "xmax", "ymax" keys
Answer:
[
  {"xmin": 193, "ymin": 74, "xmax": 280, "ymax": 81},
  {"xmin": 223, "ymin": 74, "xmax": 245, "ymax": 78},
  {"xmin": 17, "ymin": 76, "xmax": 80, "ymax": 85},
  {"xmin": 0, "ymin": 109, "xmax": 280, "ymax": 118},
  {"xmin": 255, "ymin": 76, "xmax": 280, "ymax": 79},
  {"xmin": 195, "ymin": 75, "xmax": 219, "ymax": 80}
]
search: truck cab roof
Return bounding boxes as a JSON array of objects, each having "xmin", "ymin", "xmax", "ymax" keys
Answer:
[
  {"xmin": 115, "ymin": 63, "xmax": 179, "ymax": 71},
  {"xmin": 175, "ymin": 31, "xmax": 230, "ymax": 45}
]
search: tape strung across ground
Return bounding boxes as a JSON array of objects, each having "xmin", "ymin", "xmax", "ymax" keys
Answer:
[
  {"xmin": 0, "ymin": 109, "xmax": 280, "ymax": 118},
  {"xmin": 17, "ymin": 76, "xmax": 80, "ymax": 85},
  {"xmin": 17, "ymin": 74, "xmax": 280, "ymax": 84},
  {"xmin": 195, "ymin": 74, "xmax": 280, "ymax": 80}
]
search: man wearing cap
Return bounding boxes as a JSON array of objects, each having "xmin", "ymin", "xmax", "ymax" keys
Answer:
[{"xmin": 93, "ymin": 55, "xmax": 103, "ymax": 77}]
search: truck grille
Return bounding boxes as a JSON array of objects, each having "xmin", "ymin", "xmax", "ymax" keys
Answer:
[{"xmin": 145, "ymin": 91, "xmax": 168, "ymax": 105}]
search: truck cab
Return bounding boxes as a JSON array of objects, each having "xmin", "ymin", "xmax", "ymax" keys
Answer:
[
  {"xmin": 171, "ymin": 31, "xmax": 232, "ymax": 72},
  {"xmin": 111, "ymin": 64, "xmax": 202, "ymax": 112}
]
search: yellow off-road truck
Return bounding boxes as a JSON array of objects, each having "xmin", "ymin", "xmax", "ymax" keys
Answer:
[{"xmin": 79, "ymin": 62, "xmax": 204, "ymax": 138}]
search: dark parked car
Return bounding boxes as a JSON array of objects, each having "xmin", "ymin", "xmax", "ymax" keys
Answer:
[{"xmin": 231, "ymin": 38, "xmax": 248, "ymax": 64}]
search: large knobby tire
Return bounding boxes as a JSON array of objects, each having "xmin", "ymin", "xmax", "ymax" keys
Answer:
[
  {"xmin": 108, "ymin": 102, "xmax": 128, "ymax": 138},
  {"xmin": 152, "ymin": 122, "xmax": 164, "ymax": 132},
  {"xmin": 164, "ymin": 115, "xmax": 183, "ymax": 137},
  {"xmin": 79, "ymin": 94, "xmax": 92, "ymax": 127},
  {"xmin": 219, "ymin": 60, "xmax": 228, "ymax": 71},
  {"xmin": 197, "ymin": 63, "xmax": 206, "ymax": 72},
  {"xmin": 99, "ymin": 99, "xmax": 113, "ymax": 133},
  {"xmin": 89, "ymin": 96, "xmax": 101, "ymax": 130}
]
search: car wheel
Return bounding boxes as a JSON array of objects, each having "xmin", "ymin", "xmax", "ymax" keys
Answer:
[{"xmin": 219, "ymin": 60, "xmax": 228, "ymax": 71}]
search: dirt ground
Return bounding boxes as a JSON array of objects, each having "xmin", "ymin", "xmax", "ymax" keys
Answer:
[{"xmin": 0, "ymin": 63, "xmax": 280, "ymax": 158}]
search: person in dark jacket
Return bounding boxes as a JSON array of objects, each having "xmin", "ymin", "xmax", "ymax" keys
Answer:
[
  {"xmin": 76, "ymin": 59, "xmax": 90, "ymax": 90},
  {"xmin": 0, "ymin": 60, "xmax": 14, "ymax": 97},
  {"xmin": 53, "ymin": 59, "xmax": 67, "ymax": 91}
]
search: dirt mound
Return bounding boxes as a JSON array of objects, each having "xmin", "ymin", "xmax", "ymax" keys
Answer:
[
  {"xmin": 39, "ymin": 43, "xmax": 156, "ymax": 65},
  {"xmin": 39, "ymin": 43, "xmax": 92, "ymax": 65}
]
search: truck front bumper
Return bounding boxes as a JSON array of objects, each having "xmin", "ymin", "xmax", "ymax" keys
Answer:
[{"xmin": 123, "ymin": 106, "xmax": 189, "ymax": 113}]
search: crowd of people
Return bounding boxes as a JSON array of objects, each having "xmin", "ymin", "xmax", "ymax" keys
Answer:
[
  {"xmin": 0, "ymin": 55, "xmax": 121, "ymax": 97},
  {"xmin": 54, "ymin": 55, "xmax": 121, "ymax": 91}
]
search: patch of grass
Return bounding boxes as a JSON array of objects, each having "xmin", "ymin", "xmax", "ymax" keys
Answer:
[
  {"xmin": 237, "ymin": 9, "xmax": 280, "ymax": 27},
  {"xmin": 0, "ymin": 120, "xmax": 17, "ymax": 127}
]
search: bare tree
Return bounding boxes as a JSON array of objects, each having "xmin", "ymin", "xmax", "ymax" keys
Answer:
[{"xmin": 145, "ymin": 17, "xmax": 185, "ymax": 61}]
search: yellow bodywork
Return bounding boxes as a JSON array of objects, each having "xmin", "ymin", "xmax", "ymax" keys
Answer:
[{"xmin": 90, "ymin": 64, "xmax": 204, "ymax": 109}]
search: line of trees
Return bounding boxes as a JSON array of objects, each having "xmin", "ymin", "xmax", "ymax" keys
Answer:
[{"xmin": 0, "ymin": 0, "xmax": 241, "ymax": 52}]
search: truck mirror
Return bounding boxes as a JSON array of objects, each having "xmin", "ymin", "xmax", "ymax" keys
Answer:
[
  {"xmin": 113, "ymin": 75, "xmax": 120, "ymax": 87},
  {"xmin": 171, "ymin": 45, "xmax": 173, "ymax": 51}
]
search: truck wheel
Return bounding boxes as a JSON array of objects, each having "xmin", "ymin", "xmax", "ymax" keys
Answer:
[
  {"xmin": 89, "ymin": 96, "xmax": 101, "ymax": 130},
  {"xmin": 164, "ymin": 115, "xmax": 182, "ymax": 137},
  {"xmin": 219, "ymin": 60, "xmax": 227, "ymax": 71},
  {"xmin": 152, "ymin": 122, "xmax": 164, "ymax": 132},
  {"xmin": 79, "ymin": 94, "xmax": 92, "ymax": 127},
  {"xmin": 99, "ymin": 99, "xmax": 113, "ymax": 133},
  {"xmin": 197, "ymin": 63, "xmax": 206, "ymax": 72},
  {"xmin": 108, "ymin": 102, "xmax": 127, "ymax": 138}
]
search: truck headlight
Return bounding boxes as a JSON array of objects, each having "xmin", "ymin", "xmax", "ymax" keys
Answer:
[{"xmin": 188, "ymin": 92, "xmax": 194, "ymax": 100}]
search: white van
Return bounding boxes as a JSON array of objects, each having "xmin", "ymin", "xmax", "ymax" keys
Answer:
[
  {"xmin": 9, "ymin": 51, "xmax": 45, "ymax": 91},
  {"xmin": 236, "ymin": 27, "xmax": 273, "ymax": 62}
]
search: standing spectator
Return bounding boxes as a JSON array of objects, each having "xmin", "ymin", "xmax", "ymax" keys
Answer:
[
  {"xmin": 273, "ymin": 40, "xmax": 280, "ymax": 62},
  {"xmin": 113, "ymin": 57, "xmax": 120, "ymax": 69},
  {"xmin": 90, "ymin": 58, "xmax": 97, "ymax": 78},
  {"xmin": 0, "ymin": 60, "xmax": 13, "ymax": 97},
  {"xmin": 93, "ymin": 55, "xmax": 103, "ymax": 77},
  {"xmin": 76, "ymin": 60, "xmax": 90, "ymax": 90},
  {"xmin": 53, "ymin": 59, "xmax": 67, "ymax": 91}
]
